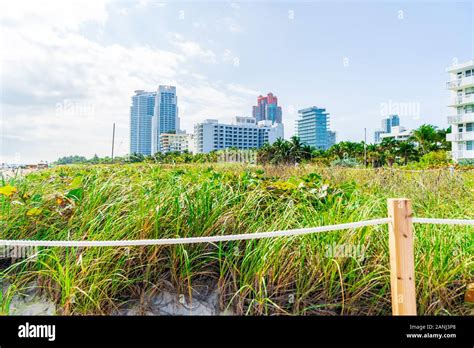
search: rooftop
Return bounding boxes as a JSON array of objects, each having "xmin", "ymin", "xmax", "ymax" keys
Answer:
[{"xmin": 446, "ymin": 60, "xmax": 474, "ymax": 73}]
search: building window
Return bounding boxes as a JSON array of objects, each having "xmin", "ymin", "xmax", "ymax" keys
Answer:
[
  {"xmin": 467, "ymin": 141, "xmax": 473, "ymax": 151},
  {"xmin": 467, "ymin": 123, "xmax": 473, "ymax": 132}
]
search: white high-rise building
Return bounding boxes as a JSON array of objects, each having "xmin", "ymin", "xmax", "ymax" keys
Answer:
[
  {"xmin": 446, "ymin": 60, "xmax": 474, "ymax": 162},
  {"xmin": 194, "ymin": 116, "xmax": 284, "ymax": 154}
]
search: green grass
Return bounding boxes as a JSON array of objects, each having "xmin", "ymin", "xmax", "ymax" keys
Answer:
[{"xmin": 0, "ymin": 163, "xmax": 473, "ymax": 315}]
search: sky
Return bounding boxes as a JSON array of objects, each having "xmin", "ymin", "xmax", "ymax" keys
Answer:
[{"xmin": 0, "ymin": 0, "xmax": 473, "ymax": 163}]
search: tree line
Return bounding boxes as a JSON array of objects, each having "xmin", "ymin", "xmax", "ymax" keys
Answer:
[
  {"xmin": 257, "ymin": 124, "xmax": 457, "ymax": 167},
  {"xmin": 55, "ymin": 124, "xmax": 471, "ymax": 167}
]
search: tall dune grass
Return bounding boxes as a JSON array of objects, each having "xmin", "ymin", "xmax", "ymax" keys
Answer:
[{"xmin": 1, "ymin": 164, "xmax": 472, "ymax": 315}]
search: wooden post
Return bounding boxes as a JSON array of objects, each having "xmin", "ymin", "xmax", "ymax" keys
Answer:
[{"xmin": 387, "ymin": 198, "xmax": 417, "ymax": 315}]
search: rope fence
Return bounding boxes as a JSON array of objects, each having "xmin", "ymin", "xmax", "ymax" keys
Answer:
[
  {"xmin": 0, "ymin": 218, "xmax": 472, "ymax": 248},
  {"xmin": 0, "ymin": 218, "xmax": 391, "ymax": 247},
  {"xmin": 412, "ymin": 217, "xmax": 474, "ymax": 225},
  {"xmin": 0, "ymin": 198, "xmax": 473, "ymax": 316}
]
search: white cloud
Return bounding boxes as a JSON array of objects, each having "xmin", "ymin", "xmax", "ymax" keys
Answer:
[
  {"xmin": 192, "ymin": 21, "xmax": 206, "ymax": 29},
  {"xmin": 222, "ymin": 48, "xmax": 241, "ymax": 66},
  {"xmin": 230, "ymin": 3, "xmax": 241, "ymax": 10},
  {"xmin": 170, "ymin": 34, "xmax": 217, "ymax": 63},
  {"xmin": 226, "ymin": 83, "xmax": 260, "ymax": 96},
  {"xmin": 0, "ymin": 0, "xmax": 110, "ymax": 31},
  {"xmin": 0, "ymin": 0, "xmax": 257, "ymax": 163},
  {"xmin": 177, "ymin": 81, "xmax": 251, "ymax": 125},
  {"xmin": 223, "ymin": 48, "xmax": 233, "ymax": 62},
  {"xmin": 228, "ymin": 22, "xmax": 242, "ymax": 33}
]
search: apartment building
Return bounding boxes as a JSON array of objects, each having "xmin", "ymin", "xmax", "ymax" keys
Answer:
[
  {"xmin": 159, "ymin": 132, "xmax": 194, "ymax": 153},
  {"xmin": 129, "ymin": 90, "xmax": 156, "ymax": 155},
  {"xmin": 446, "ymin": 60, "xmax": 474, "ymax": 161},
  {"xmin": 296, "ymin": 107, "xmax": 336, "ymax": 150},
  {"xmin": 194, "ymin": 117, "xmax": 284, "ymax": 153}
]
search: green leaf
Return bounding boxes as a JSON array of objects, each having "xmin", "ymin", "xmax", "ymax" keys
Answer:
[
  {"xmin": 26, "ymin": 207, "xmax": 43, "ymax": 216},
  {"xmin": 66, "ymin": 188, "xmax": 83, "ymax": 201},
  {"xmin": 70, "ymin": 176, "xmax": 82, "ymax": 189},
  {"xmin": 0, "ymin": 185, "xmax": 17, "ymax": 197},
  {"xmin": 31, "ymin": 194, "xmax": 43, "ymax": 202}
]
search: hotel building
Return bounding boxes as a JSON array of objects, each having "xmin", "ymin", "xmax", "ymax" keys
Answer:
[
  {"xmin": 252, "ymin": 93, "xmax": 283, "ymax": 124},
  {"xmin": 446, "ymin": 60, "xmax": 474, "ymax": 161},
  {"xmin": 194, "ymin": 116, "xmax": 284, "ymax": 154},
  {"xmin": 159, "ymin": 132, "xmax": 194, "ymax": 153}
]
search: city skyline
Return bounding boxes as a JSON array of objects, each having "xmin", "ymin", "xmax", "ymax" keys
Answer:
[{"xmin": 1, "ymin": 0, "xmax": 472, "ymax": 163}]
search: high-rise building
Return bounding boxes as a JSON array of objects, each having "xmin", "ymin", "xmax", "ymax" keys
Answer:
[
  {"xmin": 446, "ymin": 60, "xmax": 474, "ymax": 162},
  {"xmin": 194, "ymin": 117, "xmax": 284, "ymax": 153},
  {"xmin": 152, "ymin": 85, "xmax": 179, "ymax": 153},
  {"xmin": 296, "ymin": 107, "xmax": 335, "ymax": 150},
  {"xmin": 130, "ymin": 90, "xmax": 156, "ymax": 155},
  {"xmin": 252, "ymin": 93, "xmax": 282, "ymax": 124},
  {"xmin": 374, "ymin": 114, "xmax": 401, "ymax": 143},
  {"xmin": 160, "ymin": 132, "xmax": 194, "ymax": 153},
  {"xmin": 381, "ymin": 114, "xmax": 400, "ymax": 133}
]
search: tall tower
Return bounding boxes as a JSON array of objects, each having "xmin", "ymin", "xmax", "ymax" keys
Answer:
[
  {"xmin": 446, "ymin": 60, "xmax": 474, "ymax": 162},
  {"xmin": 252, "ymin": 92, "xmax": 282, "ymax": 124},
  {"xmin": 152, "ymin": 85, "xmax": 179, "ymax": 153},
  {"xmin": 130, "ymin": 90, "xmax": 156, "ymax": 155},
  {"xmin": 296, "ymin": 106, "xmax": 334, "ymax": 150}
]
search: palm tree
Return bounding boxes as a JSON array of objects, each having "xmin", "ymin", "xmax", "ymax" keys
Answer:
[
  {"xmin": 396, "ymin": 141, "xmax": 417, "ymax": 165},
  {"xmin": 367, "ymin": 150, "xmax": 380, "ymax": 168},
  {"xmin": 328, "ymin": 143, "xmax": 344, "ymax": 159},
  {"xmin": 302, "ymin": 144, "xmax": 314, "ymax": 160},
  {"xmin": 379, "ymin": 137, "xmax": 397, "ymax": 153},
  {"xmin": 410, "ymin": 124, "xmax": 439, "ymax": 155},
  {"xmin": 289, "ymin": 136, "xmax": 303, "ymax": 163},
  {"xmin": 435, "ymin": 127, "xmax": 451, "ymax": 151},
  {"xmin": 384, "ymin": 150, "xmax": 396, "ymax": 167},
  {"xmin": 257, "ymin": 137, "xmax": 315, "ymax": 165}
]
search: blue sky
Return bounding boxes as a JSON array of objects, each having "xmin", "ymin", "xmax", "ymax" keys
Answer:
[{"xmin": 1, "ymin": 0, "xmax": 472, "ymax": 163}]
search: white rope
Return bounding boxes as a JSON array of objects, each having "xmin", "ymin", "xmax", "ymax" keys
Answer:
[
  {"xmin": 0, "ymin": 218, "xmax": 391, "ymax": 247},
  {"xmin": 342, "ymin": 168, "xmax": 459, "ymax": 173},
  {"xmin": 1, "ymin": 217, "xmax": 472, "ymax": 248},
  {"xmin": 413, "ymin": 217, "xmax": 474, "ymax": 226}
]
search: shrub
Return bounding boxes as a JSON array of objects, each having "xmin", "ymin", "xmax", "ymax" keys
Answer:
[
  {"xmin": 419, "ymin": 150, "xmax": 451, "ymax": 166},
  {"xmin": 330, "ymin": 157, "xmax": 360, "ymax": 168}
]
